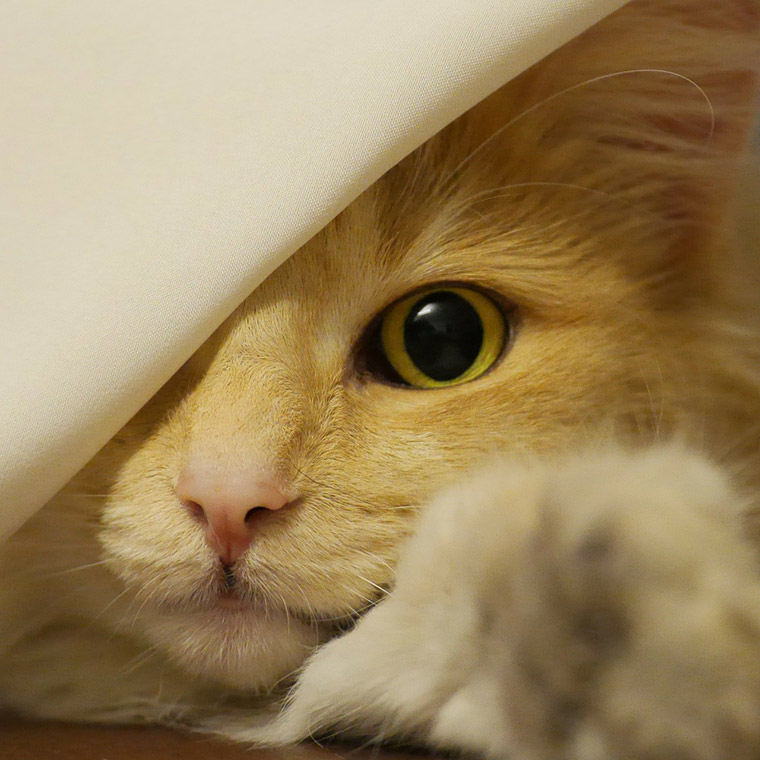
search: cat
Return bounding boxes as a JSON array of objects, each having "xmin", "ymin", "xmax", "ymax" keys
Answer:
[{"xmin": 2, "ymin": 0, "xmax": 760, "ymax": 758}]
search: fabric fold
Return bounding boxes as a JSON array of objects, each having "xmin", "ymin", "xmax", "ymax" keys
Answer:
[{"xmin": 0, "ymin": 0, "xmax": 628, "ymax": 541}]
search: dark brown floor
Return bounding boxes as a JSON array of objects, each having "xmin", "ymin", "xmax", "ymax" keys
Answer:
[{"xmin": 0, "ymin": 719, "xmax": 427, "ymax": 760}]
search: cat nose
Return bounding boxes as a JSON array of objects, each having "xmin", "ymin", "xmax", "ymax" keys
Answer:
[{"xmin": 175, "ymin": 466, "xmax": 289, "ymax": 564}]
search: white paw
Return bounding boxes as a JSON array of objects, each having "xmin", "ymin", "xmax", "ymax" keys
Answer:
[{"xmin": 226, "ymin": 445, "xmax": 760, "ymax": 760}]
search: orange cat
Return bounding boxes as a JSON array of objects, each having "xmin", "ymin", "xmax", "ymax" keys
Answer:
[{"xmin": 2, "ymin": 1, "xmax": 760, "ymax": 757}]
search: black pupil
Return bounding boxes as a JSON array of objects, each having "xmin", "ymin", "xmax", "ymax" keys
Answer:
[{"xmin": 403, "ymin": 291, "xmax": 484, "ymax": 381}]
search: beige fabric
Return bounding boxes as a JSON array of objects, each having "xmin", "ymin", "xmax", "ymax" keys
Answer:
[{"xmin": 0, "ymin": 0, "xmax": 627, "ymax": 541}]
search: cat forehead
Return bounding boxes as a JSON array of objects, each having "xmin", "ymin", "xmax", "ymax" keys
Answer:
[
  {"xmin": 214, "ymin": 152, "xmax": 644, "ymax": 369},
  {"xmin": 237, "ymin": 197, "xmax": 516, "ymax": 335}
]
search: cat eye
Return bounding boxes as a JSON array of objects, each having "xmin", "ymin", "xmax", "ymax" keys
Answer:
[{"xmin": 369, "ymin": 286, "xmax": 509, "ymax": 389}]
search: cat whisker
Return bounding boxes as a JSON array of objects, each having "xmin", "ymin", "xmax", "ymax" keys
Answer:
[
  {"xmin": 439, "ymin": 67, "xmax": 715, "ymax": 192},
  {"xmin": 456, "ymin": 181, "xmax": 661, "ymax": 223},
  {"xmin": 38, "ymin": 559, "xmax": 110, "ymax": 578},
  {"xmin": 310, "ymin": 594, "xmax": 381, "ymax": 625},
  {"xmin": 124, "ymin": 586, "xmax": 164, "ymax": 632},
  {"xmin": 297, "ymin": 579, "xmax": 381, "ymax": 625},
  {"xmin": 272, "ymin": 589, "xmax": 292, "ymax": 634},
  {"xmin": 309, "ymin": 608, "xmax": 360, "ymax": 625},
  {"xmin": 348, "ymin": 595, "xmax": 385, "ymax": 618},
  {"xmin": 356, "ymin": 575, "xmax": 390, "ymax": 599},
  {"xmin": 291, "ymin": 465, "xmax": 416, "ymax": 517},
  {"xmin": 356, "ymin": 549, "xmax": 397, "ymax": 577},
  {"xmin": 290, "ymin": 464, "xmax": 383, "ymax": 512},
  {"xmin": 93, "ymin": 587, "xmax": 133, "ymax": 621},
  {"xmin": 277, "ymin": 578, "xmax": 348, "ymax": 627},
  {"xmin": 121, "ymin": 645, "xmax": 160, "ymax": 675},
  {"xmin": 290, "ymin": 581, "xmax": 323, "ymax": 638}
]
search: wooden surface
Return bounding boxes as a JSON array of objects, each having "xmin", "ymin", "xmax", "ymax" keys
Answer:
[{"xmin": 0, "ymin": 719, "xmax": 426, "ymax": 760}]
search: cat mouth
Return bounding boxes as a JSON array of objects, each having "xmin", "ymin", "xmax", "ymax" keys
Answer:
[
  {"xmin": 201, "ymin": 563, "xmax": 307, "ymax": 617},
  {"xmin": 140, "ymin": 567, "xmax": 288, "ymax": 618},
  {"xmin": 213, "ymin": 589, "xmax": 261, "ymax": 611},
  {"xmin": 140, "ymin": 563, "xmax": 364, "ymax": 628},
  {"xmin": 206, "ymin": 563, "xmax": 279, "ymax": 613}
]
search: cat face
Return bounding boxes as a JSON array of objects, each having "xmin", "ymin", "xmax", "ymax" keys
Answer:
[
  {"xmin": 93, "ymin": 191, "xmax": 646, "ymax": 688},
  {"xmin": 61, "ymin": 0, "xmax": 760, "ymax": 692}
]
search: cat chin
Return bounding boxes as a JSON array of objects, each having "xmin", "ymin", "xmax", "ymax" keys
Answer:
[{"xmin": 139, "ymin": 606, "xmax": 320, "ymax": 691}]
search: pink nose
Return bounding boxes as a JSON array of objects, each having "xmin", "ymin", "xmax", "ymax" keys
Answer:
[{"xmin": 176, "ymin": 464, "xmax": 289, "ymax": 564}]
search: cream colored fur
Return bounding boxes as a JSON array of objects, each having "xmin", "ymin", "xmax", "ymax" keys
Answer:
[
  {"xmin": 240, "ymin": 445, "xmax": 760, "ymax": 759},
  {"xmin": 1, "ymin": 0, "xmax": 760, "ymax": 757}
]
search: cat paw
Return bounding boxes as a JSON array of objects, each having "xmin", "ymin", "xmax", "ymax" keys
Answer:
[
  {"xmin": 488, "ymin": 446, "xmax": 760, "ymax": 760},
  {"xmin": 227, "ymin": 445, "xmax": 760, "ymax": 760}
]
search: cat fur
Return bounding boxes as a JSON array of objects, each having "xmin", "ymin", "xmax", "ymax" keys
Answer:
[{"xmin": 2, "ymin": 0, "xmax": 760, "ymax": 757}]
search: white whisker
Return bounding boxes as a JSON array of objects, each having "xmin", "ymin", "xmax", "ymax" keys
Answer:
[{"xmin": 441, "ymin": 68, "xmax": 715, "ymax": 189}]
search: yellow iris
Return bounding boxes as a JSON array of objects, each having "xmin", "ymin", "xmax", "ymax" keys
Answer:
[{"xmin": 380, "ymin": 286, "xmax": 506, "ymax": 388}]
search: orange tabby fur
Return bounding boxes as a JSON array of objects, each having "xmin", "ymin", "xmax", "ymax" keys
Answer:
[{"xmin": 1, "ymin": 0, "xmax": 759, "ymax": 744}]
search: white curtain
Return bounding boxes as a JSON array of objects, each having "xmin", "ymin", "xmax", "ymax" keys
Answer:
[{"xmin": 0, "ymin": 0, "xmax": 628, "ymax": 541}]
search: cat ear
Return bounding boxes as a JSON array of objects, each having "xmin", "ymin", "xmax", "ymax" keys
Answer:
[{"xmin": 443, "ymin": 0, "xmax": 760, "ymax": 285}]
